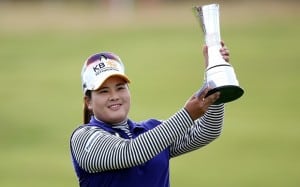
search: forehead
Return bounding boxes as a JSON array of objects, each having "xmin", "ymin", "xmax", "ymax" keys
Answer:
[{"xmin": 100, "ymin": 76, "xmax": 127, "ymax": 87}]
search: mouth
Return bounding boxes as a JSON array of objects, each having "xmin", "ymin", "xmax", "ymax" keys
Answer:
[{"xmin": 108, "ymin": 104, "xmax": 122, "ymax": 110}]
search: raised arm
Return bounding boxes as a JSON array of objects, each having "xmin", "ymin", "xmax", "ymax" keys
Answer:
[{"xmin": 170, "ymin": 104, "xmax": 224, "ymax": 157}]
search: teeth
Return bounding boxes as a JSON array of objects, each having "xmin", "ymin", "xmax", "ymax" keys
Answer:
[{"xmin": 110, "ymin": 104, "xmax": 120, "ymax": 109}]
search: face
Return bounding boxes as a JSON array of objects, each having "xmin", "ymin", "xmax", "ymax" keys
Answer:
[{"xmin": 85, "ymin": 76, "xmax": 131, "ymax": 124}]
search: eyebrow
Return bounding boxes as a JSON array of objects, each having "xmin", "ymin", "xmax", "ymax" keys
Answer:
[{"xmin": 116, "ymin": 82, "xmax": 126, "ymax": 86}]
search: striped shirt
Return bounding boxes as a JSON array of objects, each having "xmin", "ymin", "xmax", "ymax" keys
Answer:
[
  {"xmin": 111, "ymin": 121, "xmax": 133, "ymax": 139},
  {"xmin": 70, "ymin": 104, "xmax": 224, "ymax": 174}
]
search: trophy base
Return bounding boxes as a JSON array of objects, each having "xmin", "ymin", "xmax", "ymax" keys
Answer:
[{"xmin": 205, "ymin": 85, "xmax": 244, "ymax": 104}]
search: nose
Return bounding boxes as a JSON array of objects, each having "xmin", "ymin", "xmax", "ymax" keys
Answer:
[{"xmin": 109, "ymin": 90, "xmax": 119, "ymax": 101}]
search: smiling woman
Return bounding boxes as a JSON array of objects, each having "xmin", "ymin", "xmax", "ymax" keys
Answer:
[
  {"xmin": 69, "ymin": 48, "xmax": 230, "ymax": 187},
  {"xmin": 86, "ymin": 76, "xmax": 131, "ymax": 124},
  {"xmin": 81, "ymin": 52, "xmax": 131, "ymax": 124}
]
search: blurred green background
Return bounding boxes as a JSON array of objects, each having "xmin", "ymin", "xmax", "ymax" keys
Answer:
[{"xmin": 0, "ymin": 0, "xmax": 299, "ymax": 186}]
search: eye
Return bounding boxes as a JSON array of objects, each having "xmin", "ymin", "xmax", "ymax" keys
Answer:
[
  {"xmin": 97, "ymin": 88, "xmax": 109, "ymax": 94},
  {"xmin": 117, "ymin": 84, "xmax": 126, "ymax": 90}
]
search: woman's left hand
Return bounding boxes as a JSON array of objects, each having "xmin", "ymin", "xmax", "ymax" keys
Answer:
[
  {"xmin": 220, "ymin": 41, "xmax": 230, "ymax": 63},
  {"xmin": 202, "ymin": 41, "xmax": 230, "ymax": 68}
]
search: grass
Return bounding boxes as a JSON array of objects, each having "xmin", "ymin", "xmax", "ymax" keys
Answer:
[{"xmin": 0, "ymin": 1, "xmax": 299, "ymax": 186}]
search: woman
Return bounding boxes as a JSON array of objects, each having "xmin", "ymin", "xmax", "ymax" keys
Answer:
[{"xmin": 70, "ymin": 42, "xmax": 230, "ymax": 187}]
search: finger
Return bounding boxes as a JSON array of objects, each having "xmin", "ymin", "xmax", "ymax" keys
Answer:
[
  {"xmin": 220, "ymin": 41, "xmax": 229, "ymax": 54},
  {"xmin": 223, "ymin": 56, "xmax": 230, "ymax": 62},
  {"xmin": 221, "ymin": 40, "xmax": 225, "ymax": 47},
  {"xmin": 204, "ymin": 91, "xmax": 220, "ymax": 105},
  {"xmin": 196, "ymin": 86, "xmax": 210, "ymax": 100},
  {"xmin": 220, "ymin": 47, "xmax": 230, "ymax": 62},
  {"xmin": 220, "ymin": 46, "xmax": 229, "ymax": 53},
  {"xmin": 220, "ymin": 45, "xmax": 229, "ymax": 53}
]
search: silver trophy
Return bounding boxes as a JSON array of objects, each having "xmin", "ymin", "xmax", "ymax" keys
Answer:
[{"xmin": 194, "ymin": 4, "xmax": 244, "ymax": 104}]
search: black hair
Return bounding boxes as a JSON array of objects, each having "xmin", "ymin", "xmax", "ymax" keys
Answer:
[{"xmin": 83, "ymin": 90, "xmax": 93, "ymax": 124}]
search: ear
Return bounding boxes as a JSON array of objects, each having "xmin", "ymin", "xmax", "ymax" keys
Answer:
[{"xmin": 84, "ymin": 95, "xmax": 93, "ymax": 110}]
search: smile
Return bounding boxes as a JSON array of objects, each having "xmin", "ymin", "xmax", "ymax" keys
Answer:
[{"xmin": 109, "ymin": 104, "xmax": 121, "ymax": 110}]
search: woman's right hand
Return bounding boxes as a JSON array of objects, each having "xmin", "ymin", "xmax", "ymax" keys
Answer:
[{"xmin": 184, "ymin": 87, "xmax": 220, "ymax": 121}]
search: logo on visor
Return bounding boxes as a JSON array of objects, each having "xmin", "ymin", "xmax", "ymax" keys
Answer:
[
  {"xmin": 107, "ymin": 60, "xmax": 118, "ymax": 68},
  {"xmin": 92, "ymin": 60, "xmax": 119, "ymax": 76}
]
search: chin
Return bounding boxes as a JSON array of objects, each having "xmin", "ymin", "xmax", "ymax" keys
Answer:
[
  {"xmin": 111, "ymin": 115, "xmax": 127, "ymax": 124},
  {"xmin": 103, "ymin": 110, "xmax": 128, "ymax": 124}
]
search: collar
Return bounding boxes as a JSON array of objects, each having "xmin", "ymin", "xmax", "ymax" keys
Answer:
[{"xmin": 88, "ymin": 116, "xmax": 146, "ymax": 135}]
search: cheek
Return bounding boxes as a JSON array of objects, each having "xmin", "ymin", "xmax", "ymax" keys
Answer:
[
  {"xmin": 124, "ymin": 93, "xmax": 131, "ymax": 107},
  {"xmin": 124, "ymin": 98, "xmax": 131, "ymax": 112},
  {"xmin": 91, "ymin": 96, "xmax": 105, "ymax": 110}
]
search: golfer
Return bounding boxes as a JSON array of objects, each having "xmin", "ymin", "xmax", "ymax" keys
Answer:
[{"xmin": 70, "ymin": 42, "xmax": 230, "ymax": 187}]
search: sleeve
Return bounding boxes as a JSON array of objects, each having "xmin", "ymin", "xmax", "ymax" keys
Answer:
[
  {"xmin": 169, "ymin": 104, "xmax": 224, "ymax": 157},
  {"xmin": 70, "ymin": 108, "xmax": 194, "ymax": 173}
]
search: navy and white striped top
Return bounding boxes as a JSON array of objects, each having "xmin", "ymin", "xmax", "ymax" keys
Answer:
[{"xmin": 70, "ymin": 104, "xmax": 224, "ymax": 187}]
